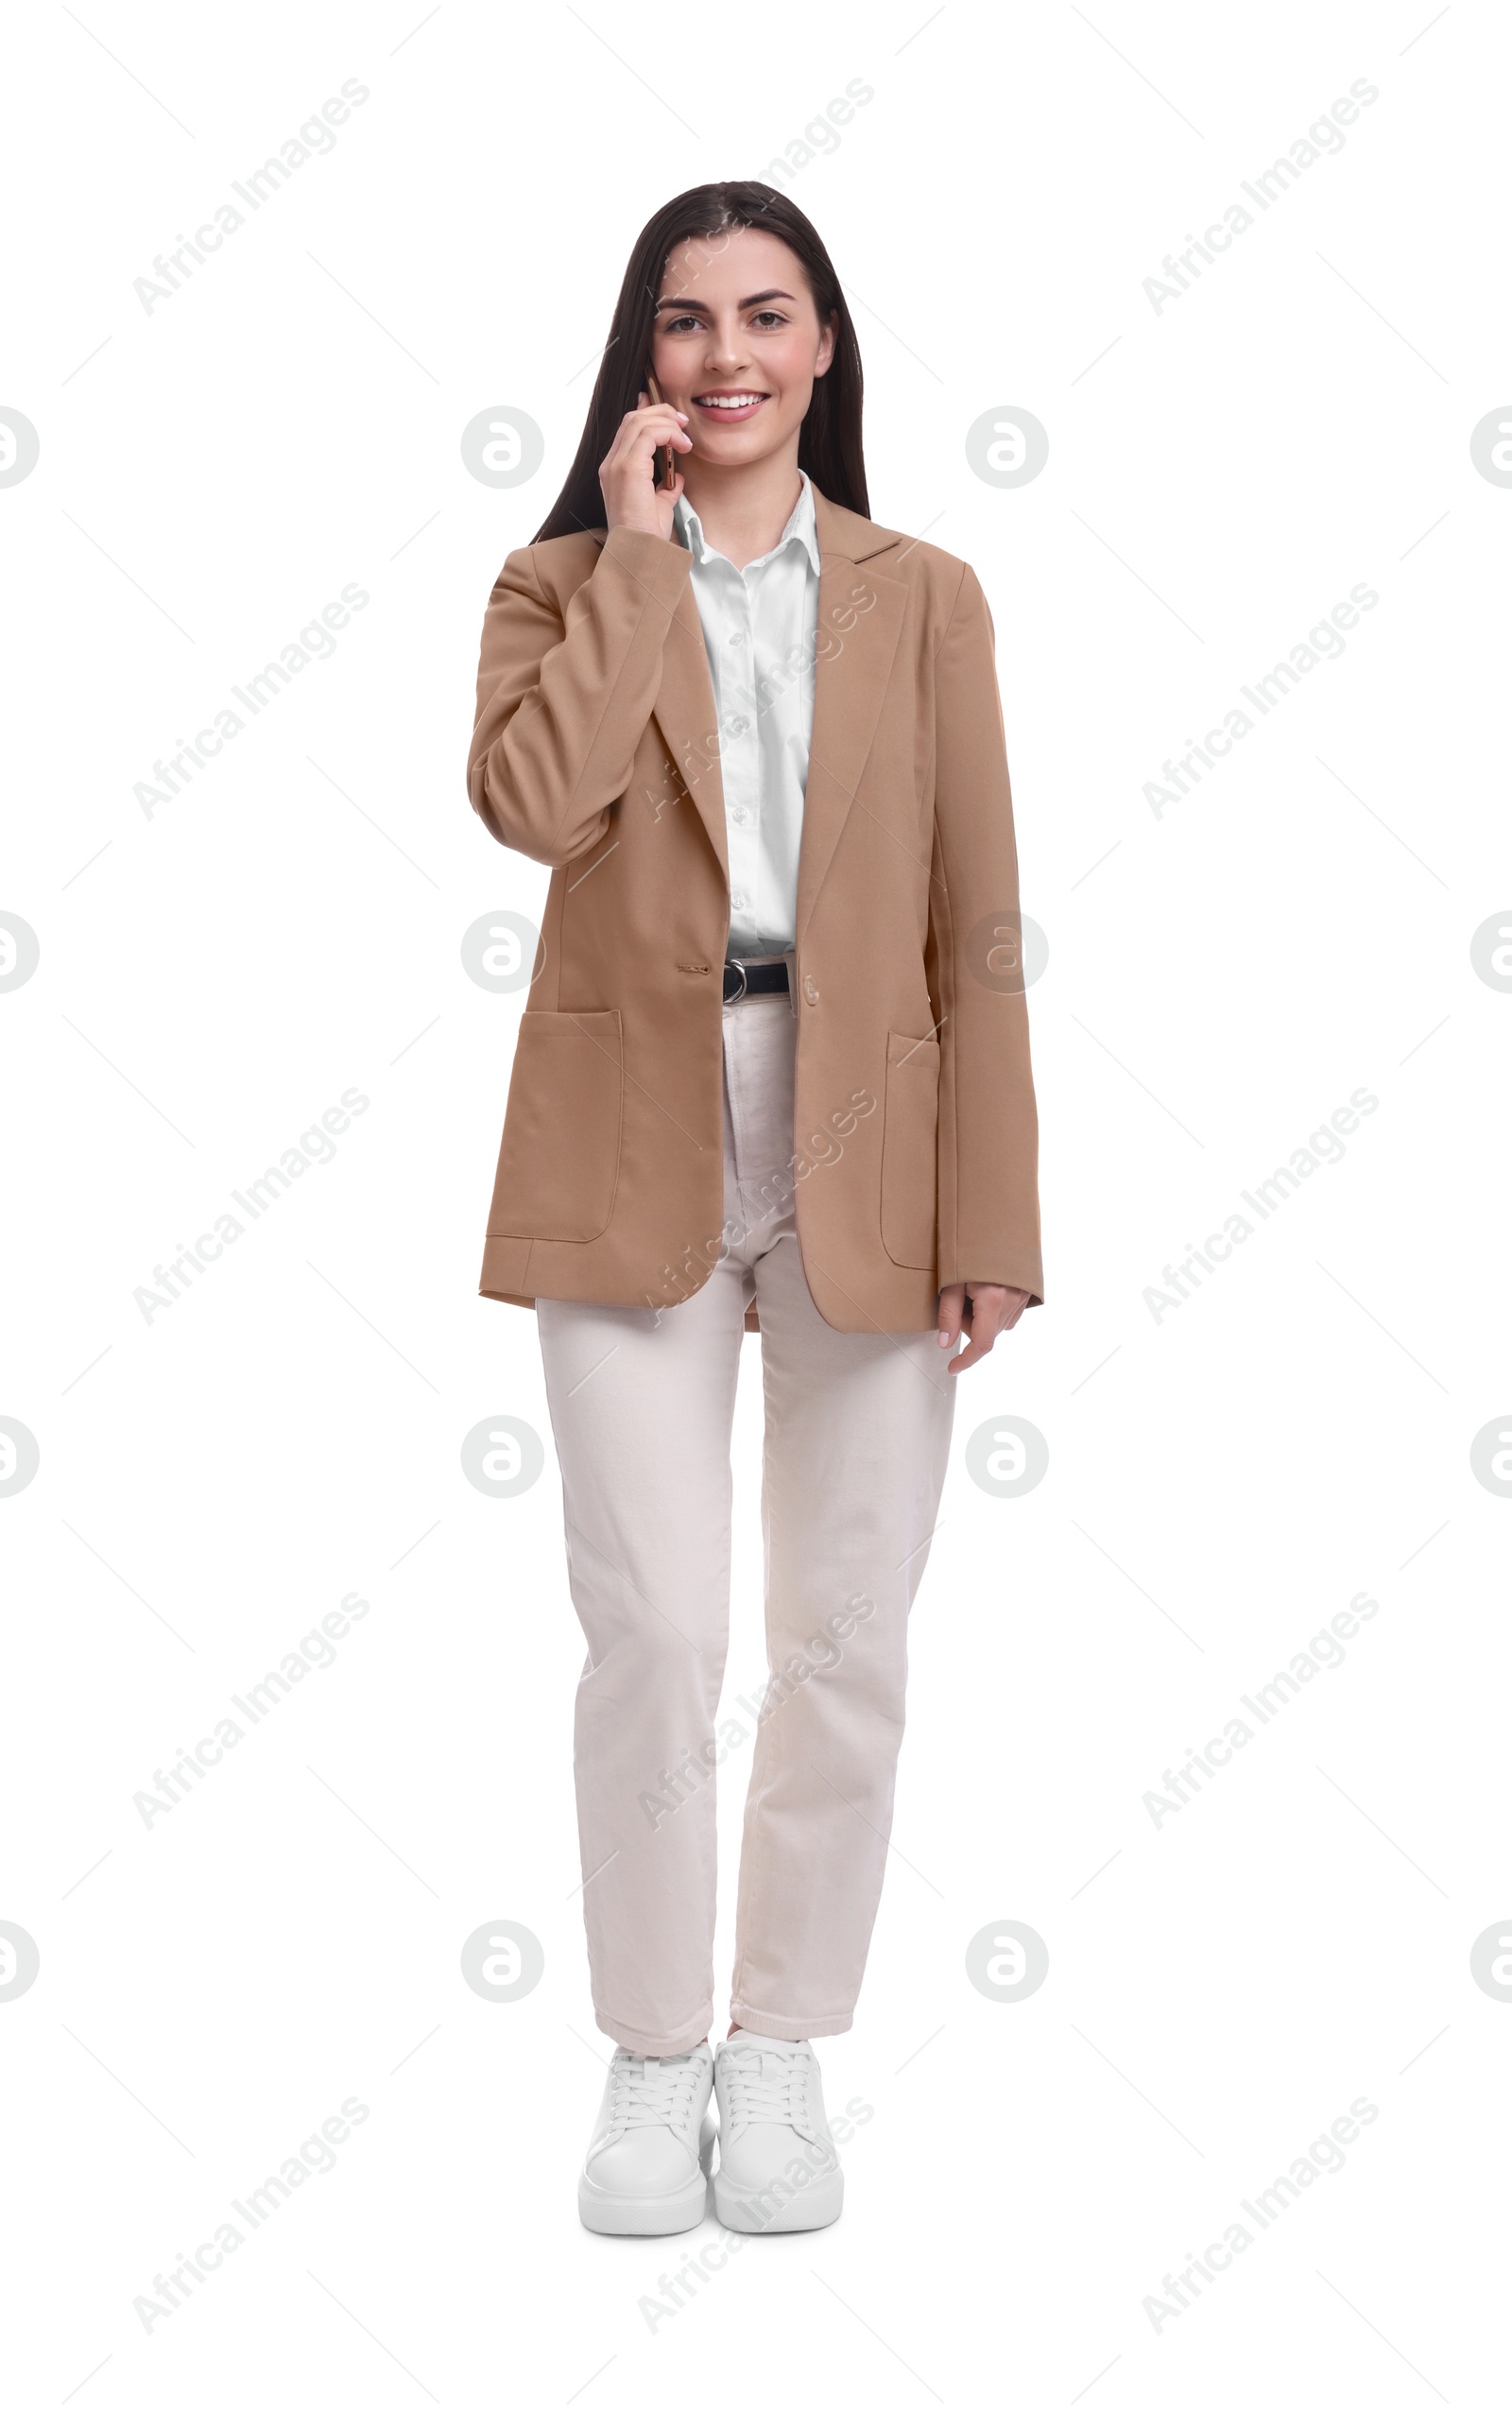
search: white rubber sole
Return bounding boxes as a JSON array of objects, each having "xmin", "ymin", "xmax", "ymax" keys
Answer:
[
  {"xmin": 713, "ymin": 2160, "xmax": 844, "ymax": 2233},
  {"xmin": 577, "ymin": 2116, "xmax": 713, "ymax": 2236}
]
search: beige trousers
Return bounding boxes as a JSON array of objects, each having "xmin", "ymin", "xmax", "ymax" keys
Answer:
[{"xmin": 536, "ymin": 985, "xmax": 957, "ymax": 2055}]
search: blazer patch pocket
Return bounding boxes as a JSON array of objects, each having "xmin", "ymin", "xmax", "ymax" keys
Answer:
[
  {"xmin": 879, "ymin": 1028, "xmax": 940, "ymax": 1270},
  {"xmin": 489, "ymin": 1009, "xmax": 624, "ymax": 1243}
]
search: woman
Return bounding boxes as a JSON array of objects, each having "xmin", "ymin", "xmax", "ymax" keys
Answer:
[{"xmin": 466, "ymin": 182, "xmax": 1042, "ymax": 2237}]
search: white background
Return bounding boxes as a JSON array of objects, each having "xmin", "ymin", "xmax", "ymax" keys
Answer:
[{"xmin": 4, "ymin": 2, "xmax": 1509, "ymax": 2403}]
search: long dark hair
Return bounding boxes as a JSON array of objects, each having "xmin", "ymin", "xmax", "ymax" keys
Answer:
[{"xmin": 532, "ymin": 181, "xmax": 868, "ymax": 542}]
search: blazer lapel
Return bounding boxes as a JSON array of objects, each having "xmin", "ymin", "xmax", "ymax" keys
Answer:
[
  {"xmin": 593, "ymin": 486, "xmax": 906, "ymax": 919},
  {"xmin": 649, "ymin": 573, "xmax": 730, "ymax": 878},
  {"xmin": 797, "ymin": 488, "xmax": 907, "ymax": 947},
  {"xmin": 585, "ymin": 526, "xmax": 730, "ymax": 875}
]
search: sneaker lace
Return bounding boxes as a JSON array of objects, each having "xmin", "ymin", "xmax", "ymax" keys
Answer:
[
  {"xmin": 610, "ymin": 2052, "xmax": 703, "ymax": 2132},
  {"xmin": 722, "ymin": 2047, "xmax": 808, "ymax": 2130}
]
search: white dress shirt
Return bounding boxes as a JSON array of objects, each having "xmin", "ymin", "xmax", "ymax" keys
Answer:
[{"xmin": 673, "ymin": 470, "xmax": 819, "ymax": 958}]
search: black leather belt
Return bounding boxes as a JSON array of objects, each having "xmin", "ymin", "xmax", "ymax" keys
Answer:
[{"xmin": 723, "ymin": 958, "xmax": 789, "ymax": 1003}]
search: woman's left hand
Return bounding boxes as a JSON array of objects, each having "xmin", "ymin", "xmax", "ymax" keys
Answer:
[{"xmin": 936, "ymin": 1282, "xmax": 1031, "ymax": 1373}]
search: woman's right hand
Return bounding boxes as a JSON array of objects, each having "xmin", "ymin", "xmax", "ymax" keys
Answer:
[{"xmin": 599, "ymin": 392, "xmax": 692, "ymax": 540}]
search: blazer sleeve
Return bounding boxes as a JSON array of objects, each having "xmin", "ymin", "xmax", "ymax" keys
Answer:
[
  {"xmin": 466, "ymin": 525, "xmax": 695, "ymax": 866},
  {"xmin": 926, "ymin": 561, "xmax": 1044, "ymax": 1305}
]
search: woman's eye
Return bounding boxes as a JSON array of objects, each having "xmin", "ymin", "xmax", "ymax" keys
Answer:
[
  {"xmin": 750, "ymin": 311, "xmax": 787, "ymax": 329},
  {"xmin": 663, "ymin": 316, "xmax": 700, "ymax": 334}
]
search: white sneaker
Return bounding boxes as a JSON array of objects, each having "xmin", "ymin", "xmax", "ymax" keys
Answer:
[
  {"xmin": 578, "ymin": 2044, "xmax": 714, "ymax": 2235},
  {"xmin": 713, "ymin": 2033, "xmax": 844, "ymax": 2232}
]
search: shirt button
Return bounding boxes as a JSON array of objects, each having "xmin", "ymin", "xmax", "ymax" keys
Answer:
[
  {"xmin": 803, "ymin": 975, "xmax": 819, "ymax": 1006},
  {"xmin": 728, "ymin": 629, "xmax": 743, "ymax": 646},
  {"xmin": 730, "ymin": 805, "xmax": 748, "ymax": 823},
  {"xmin": 731, "ymin": 891, "xmax": 747, "ymax": 908}
]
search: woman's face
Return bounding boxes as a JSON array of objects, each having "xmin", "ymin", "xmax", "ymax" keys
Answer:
[{"xmin": 649, "ymin": 226, "xmax": 836, "ymax": 470}]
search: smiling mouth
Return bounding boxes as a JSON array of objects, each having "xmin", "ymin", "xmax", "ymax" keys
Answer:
[{"xmin": 692, "ymin": 391, "xmax": 769, "ymax": 418}]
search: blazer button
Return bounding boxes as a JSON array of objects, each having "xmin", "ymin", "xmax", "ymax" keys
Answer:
[{"xmin": 802, "ymin": 975, "xmax": 819, "ymax": 1006}]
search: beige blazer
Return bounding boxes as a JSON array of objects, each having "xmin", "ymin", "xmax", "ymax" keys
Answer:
[{"xmin": 466, "ymin": 483, "xmax": 1042, "ymax": 1335}]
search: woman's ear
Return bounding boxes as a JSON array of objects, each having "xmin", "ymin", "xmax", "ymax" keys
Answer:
[{"xmin": 814, "ymin": 310, "xmax": 838, "ymax": 379}]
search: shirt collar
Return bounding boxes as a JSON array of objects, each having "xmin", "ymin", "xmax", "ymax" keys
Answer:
[{"xmin": 674, "ymin": 469, "xmax": 820, "ymax": 577}]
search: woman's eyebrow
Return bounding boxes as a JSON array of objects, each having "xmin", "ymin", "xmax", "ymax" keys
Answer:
[{"xmin": 653, "ymin": 288, "xmax": 798, "ymax": 314}]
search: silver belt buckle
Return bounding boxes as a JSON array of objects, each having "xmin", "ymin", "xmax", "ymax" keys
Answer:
[{"xmin": 722, "ymin": 960, "xmax": 747, "ymax": 1004}]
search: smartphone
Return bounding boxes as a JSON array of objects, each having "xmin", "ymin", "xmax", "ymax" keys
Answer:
[{"xmin": 644, "ymin": 369, "xmax": 677, "ymax": 492}]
